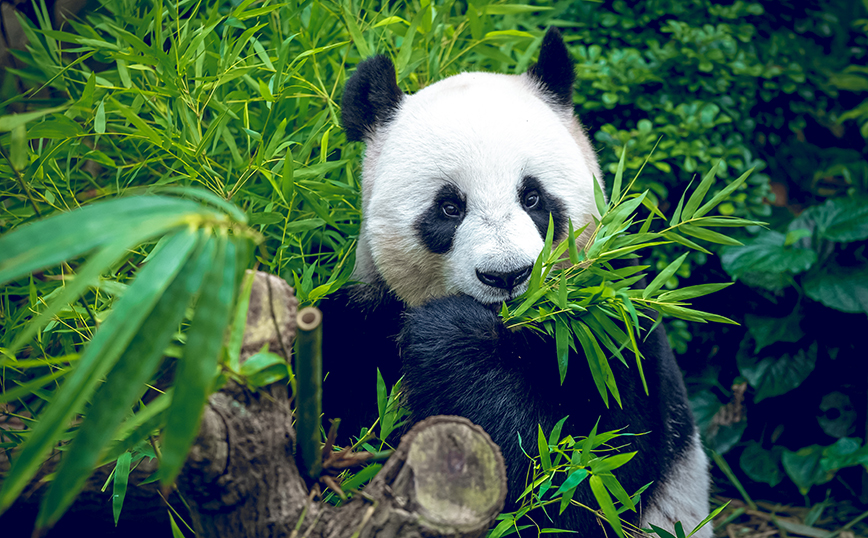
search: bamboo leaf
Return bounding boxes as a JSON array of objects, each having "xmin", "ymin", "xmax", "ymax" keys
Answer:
[
  {"xmin": 643, "ymin": 253, "xmax": 688, "ymax": 299},
  {"xmin": 694, "ymin": 168, "xmax": 754, "ymax": 218},
  {"xmin": 111, "ymin": 451, "xmax": 132, "ymax": 526},
  {"xmin": 658, "ymin": 283, "xmax": 732, "ymax": 302},
  {"xmin": 0, "ymin": 196, "xmax": 220, "ymax": 286},
  {"xmin": 590, "ymin": 474, "xmax": 624, "ymax": 537},
  {"xmin": 555, "ymin": 317, "xmax": 570, "ymax": 385},
  {"xmin": 0, "ymin": 229, "xmax": 200, "ymax": 513},
  {"xmin": 681, "ymin": 160, "xmax": 720, "ymax": 221},
  {"xmin": 537, "ymin": 424, "xmax": 551, "ymax": 471},
  {"xmin": 680, "ymin": 224, "xmax": 744, "ymax": 246},
  {"xmin": 611, "ymin": 146, "xmax": 627, "ymax": 204},
  {"xmin": 160, "ymin": 234, "xmax": 238, "ymax": 488}
]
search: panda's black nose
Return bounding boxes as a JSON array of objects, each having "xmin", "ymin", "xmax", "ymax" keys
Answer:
[{"xmin": 476, "ymin": 266, "xmax": 533, "ymax": 290}]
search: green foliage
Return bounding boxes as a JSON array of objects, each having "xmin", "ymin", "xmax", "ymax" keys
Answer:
[
  {"xmin": 489, "ymin": 419, "xmax": 724, "ymax": 538},
  {"xmin": 502, "ymin": 154, "xmax": 756, "ymax": 405},
  {"xmin": 0, "ymin": 193, "xmax": 252, "ymax": 527}
]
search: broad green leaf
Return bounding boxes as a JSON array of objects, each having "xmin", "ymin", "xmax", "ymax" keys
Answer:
[
  {"xmin": 590, "ymin": 452, "xmax": 636, "ymax": 473},
  {"xmin": 554, "ymin": 468, "xmax": 588, "ymax": 497},
  {"xmin": 0, "ymin": 229, "xmax": 200, "ymax": 513},
  {"xmin": 802, "ymin": 262, "xmax": 868, "ymax": 314},
  {"xmin": 600, "ymin": 473, "xmax": 635, "ymax": 512},
  {"xmin": 396, "ymin": 6, "xmax": 428, "ymax": 79},
  {"xmin": 782, "ymin": 445, "xmax": 831, "ymax": 494},
  {"xmin": 744, "ymin": 309, "xmax": 805, "ymax": 353},
  {"xmin": 739, "ymin": 442, "xmax": 783, "ymax": 487},
  {"xmin": 737, "ymin": 341, "xmax": 817, "ymax": 403},
  {"xmin": 720, "ymin": 231, "xmax": 816, "ymax": 281},
  {"xmin": 592, "ymin": 175, "xmax": 607, "ymax": 217},
  {"xmin": 810, "ymin": 196, "xmax": 868, "ymax": 243}
]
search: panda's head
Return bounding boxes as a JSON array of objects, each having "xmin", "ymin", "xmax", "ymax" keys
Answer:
[{"xmin": 342, "ymin": 28, "xmax": 604, "ymax": 307}]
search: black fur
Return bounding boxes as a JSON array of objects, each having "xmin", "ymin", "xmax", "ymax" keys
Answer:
[
  {"xmin": 526, "ymin": 28, "xmax": 576, "ymax": 108},
  {"xmin": 319, "ymin": 284, "xmax": 405, "ymax": 432},
  {"xmin": 414, "ymin": 183, "xmax": 466, "ymax": 254},
  {"xmin": 342, "ymin": 55, "xmax": 404, "ymax": 141},
  {"xmin": 321, "ymin": 288, "xmax": 696, "ymax": 534},
  {"xmin": 519, "ymin": 175, "xmax": 568, "ymax": 240}
]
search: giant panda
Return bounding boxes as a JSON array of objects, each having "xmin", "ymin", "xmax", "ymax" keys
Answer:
[{"xmin": 320, "ymin": 28, "xmax": 711, "ymax": 536}]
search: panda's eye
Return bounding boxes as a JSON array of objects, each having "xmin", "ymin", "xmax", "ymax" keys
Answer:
[
  {"xmin": 523, "ymin": 190, "xmax": 540, "ymax": 209},
  {"xmin": 441, "ymin": 201, "xmax": 462, "ymax": 218}
]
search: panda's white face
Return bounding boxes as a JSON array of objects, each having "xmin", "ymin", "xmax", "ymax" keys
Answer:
[{"xmin": 353, "ymin": 72, "xmax": 603, "ymax": 307}]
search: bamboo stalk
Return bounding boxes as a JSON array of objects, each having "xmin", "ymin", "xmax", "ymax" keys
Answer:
[{"xmin": 296, "ymin": 306, "xmax": 323, "ymax": 480}]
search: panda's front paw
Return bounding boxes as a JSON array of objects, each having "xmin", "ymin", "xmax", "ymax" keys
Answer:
[{"xmin": 399, "ymin": 294, "xmax": 505, "ymax": 355}]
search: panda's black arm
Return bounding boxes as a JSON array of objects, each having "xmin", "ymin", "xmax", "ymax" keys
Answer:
[
  {"xmin": 318, "ymin": 284, "xmax": 406, "ymax": 438},
  {"xmin": 398, "ymin": 295, "xmax": 565, "ymax": 502}
]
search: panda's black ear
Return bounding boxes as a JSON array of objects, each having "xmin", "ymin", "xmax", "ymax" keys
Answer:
[
  {"xmin": 342, "ymin": 55, "xmax": 405, "ymax": 142},
  {"xmin": 526, "ymin": 28, "xmax": 575, "ymax": 108}
]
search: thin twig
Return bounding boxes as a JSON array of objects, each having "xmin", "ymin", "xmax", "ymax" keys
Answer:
[{"xmin": 0, "ymin": 144, "xmax": 41, "ymax": 217}]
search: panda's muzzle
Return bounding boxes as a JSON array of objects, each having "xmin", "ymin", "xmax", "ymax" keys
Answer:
[{"xmin": 476, "ymin": 265, "xmax": 533, "ymax": 291}]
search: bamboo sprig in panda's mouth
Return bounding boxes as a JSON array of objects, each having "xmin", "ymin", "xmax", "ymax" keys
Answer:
[{"xmin": 500, "ymin": 147, "xmax": 763, "ymax": 407}]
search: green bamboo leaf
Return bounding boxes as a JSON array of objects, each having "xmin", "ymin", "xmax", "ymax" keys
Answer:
[
  {"xmin": 343, "ymin": 6, "xmax": 371, "ymax": 58},
  {"xmin": 554, "ymin": 468, "xmax": 589, "ymax": 497},
  {"xmin": 0, "ymin": 230, "xmax": 200, "ymax": 514},
  {"xmin": 662, "ymin": 231, "xmax": 712, "ymax": 254},
  {"xmin": 680, "ymin": 224, "xmax": 743, "ymax": 246},
  {"xmin": 643, "ymin": 253, "xmax": 688, "ymax": 299},
  {"xmin": 35, "ymin": 229, "xmax": 213, "ymax": 529},
  {"xmin": 555, "ymin": 317, "xmax": 570, "ymax": 385},
  {"xmin": 9, "ymin": 240, "xmax": 131, "ymax": 355},
  {"xmin": 691, "ymin": 216, "xmax": 765, "ymax": 227},
  {"xmin": 340, "ymin": 463, "xmax": 382, "ymax": 491},
  {"xmin": 593, "ymin": 175, "xmax": 607, "ymax": 217},
  {"xmin": 611, "ymin": 146, "xmax": 627, "ymax": 204},
  {"xmin": 537, "ymin": 424, "xmax": 552, "ymax": 471},
  {"xmin": 600, "ymin": 473, "xmax": 635, "ymax": 512},
  {"xmin": 226, "ymin": 270, "xmax": 256, "ymax": 373},
  {"xmin": 668, "ymin": 178, "xmax": 694, "ymax": 227},
  {"xmin": 694, "ymin": 168, "xmax": 754, "ymax": 219},
  {"xmin": 0, "ymin": 196, "xmax": 218, "ymax": 286},
  {"xmin": 657, "ymin": 304, "xmax": 738, "ymax": 324},
  {"xmin": 568, "ymin": 220, "xmax": 580, "ymax": 265},
  {"xmin": 396, "ymin": 5, "xmax": 428, "ymax": 79},
  {"xmin": 681, "ymin": 161, "xmax": 720, "ymax": 221},
  {"xmin": 482, "ymin": 4, "xmax": 553, "ymax": 14},
  {"xmin": 591, "ymin": 452, "xmax": 636, "ymax": 473},
  {"xmin": 572, "ymin": 320, "xmax": 613, "ymax": 407},
  {"xmin": 112, "ymin": 451, "xmax": 132, "ymax": 526},
  {"xmin": 658, "ymin": 283, "xmax": 732, "ymax": 303},
  {"xmin": 0, "ymin": 369, "xmax": 67, "ymax": 405},
  {"xmin": 0, "ymin": 105, "xmax": 68, "ymax": 131},
  {"xmin": 101, "ymin": 391, "xmax": 172, "ymax": 466},
  {"xmin": 590, "ymin": 474, "xmax": 624, "ymax": 537},
  {"xmin": 160, "ymin": 235, "xmax": 237, "ymax": 487}
]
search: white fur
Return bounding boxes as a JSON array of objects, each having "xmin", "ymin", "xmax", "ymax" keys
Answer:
[
  {"xmin": 354, "ymin": 71, "xmax": 604, "ymax": 306},
  {"xmin": 640, "ymin": 434, "xmax": 712, "ymax": 538}
]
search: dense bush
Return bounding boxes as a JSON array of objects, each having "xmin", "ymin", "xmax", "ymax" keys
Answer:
[{"xmin": 559, "ymin": 0, "xmax": 868, "ymax": 499}]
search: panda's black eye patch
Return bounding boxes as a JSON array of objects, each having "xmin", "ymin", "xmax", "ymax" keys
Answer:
[
  {"xmin": 415, "ymin": 184, "xmax": 466, "ymax": 255},
  {"xmin": 518, "ymin": 176, "xmax": 567, "ymax": 240}
]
